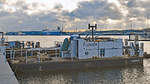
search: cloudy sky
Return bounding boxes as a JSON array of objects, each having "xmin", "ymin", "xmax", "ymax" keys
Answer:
[{"xmin": 0, "ymin": 0, "xmax": 150, "ymax": 32}]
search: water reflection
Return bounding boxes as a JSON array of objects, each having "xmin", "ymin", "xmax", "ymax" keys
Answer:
[
  {"xmin": 17, "ymin": 61, "xmax": 150, "ymax": 84},
  {"xmin": 121, "ymin": 67, "xmax": 145, "ymax": 84}
]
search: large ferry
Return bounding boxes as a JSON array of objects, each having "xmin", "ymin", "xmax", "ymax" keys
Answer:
[{"xmin": 5, "ymin": 27, "xmax": 67, "ymax": 35}]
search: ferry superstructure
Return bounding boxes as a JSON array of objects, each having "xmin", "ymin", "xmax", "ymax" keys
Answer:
[{"xmin": 61, "ymin": 24, "xmax": 144, "ymax": 59}]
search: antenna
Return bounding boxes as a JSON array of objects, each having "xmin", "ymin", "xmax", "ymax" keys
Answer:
[
  {"xmin": 131, "ymin": 20, "xmax": 133, "ymax": 30},
  {"xmin": 88, "ymin": 24, "xmax": 97, "ymax": 41},
  {"xmin": 147, "ymin": 14, "xmax": 149, "ymax": 28}
]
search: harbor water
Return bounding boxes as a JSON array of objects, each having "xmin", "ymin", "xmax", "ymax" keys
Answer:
[
  {"xmin": 15, "ymin": 59, "xmax": 150, "ymax": 84},
  {"xmin": 5, "ymin": 35, "xmax": 150, "ymax": 84}
]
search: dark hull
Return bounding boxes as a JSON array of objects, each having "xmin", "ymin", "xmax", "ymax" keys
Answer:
[{"xmin": 10, "ymin": 57, "xmax": 143, "ymax": 73}]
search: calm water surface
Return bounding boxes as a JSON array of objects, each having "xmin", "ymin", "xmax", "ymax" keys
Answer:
[
  {"xmin": 5, "ymin": 35, "xmax": 150, "ymax": 84},
  {"xmin": 17, "ymin": 59, "xmax": 150, "ymax": 84}
]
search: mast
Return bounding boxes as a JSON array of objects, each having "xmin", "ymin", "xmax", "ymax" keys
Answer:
[{"xmin": 88, "ymin": 24, "xmax": 97, "ymax": 41}]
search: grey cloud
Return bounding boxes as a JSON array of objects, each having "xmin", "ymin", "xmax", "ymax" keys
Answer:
[
  {"xmin": 0, "ymin": 1, "xmax": 65, "ymax": 31},
  {"xmin": 60, "ymin": 0, "xmax": 124, "ymax": 30},
  {"xmin": 65, "ymin": 0, "xmax": 122, "ymax": 20},
  {"xmin": 0, "ymin": 0, "xmax": 6, "ymax": 3},
  {"xmin": 0, "ymin": 11, "xmax": 10, "ymax": 17},
  {"xmin": 54, "ymin": 3, "xmax": 63, "ymax": 10},
  {"xmin": 116, "ymin": 0, "xmax": 150, "ymax": 28},
  {"xmin": 119, "ymin": 0, "xmax": 150, "ymax": 17},
  {"xmin": 15, "ymin": 1, "xmax": 40, "ymax": 11},
  {"xmin": 0, "ymin": 10, "xmax": 63, "ymax": 32},
  {"xmin": 1, "ymin": 0, "xmax": 150, "ymax": 31},
  {"xmin": 127, "ymin": 0, "xmax": 136, "ymax": 7}
]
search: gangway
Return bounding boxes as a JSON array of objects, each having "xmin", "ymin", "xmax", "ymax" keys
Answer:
[
  {"xmin": 0, "ymin": 46, "xmax": 19, "ymax": 84},
  {"xmin": 0, "ymin": 32, "xmax": 19, "ymax": 84}
]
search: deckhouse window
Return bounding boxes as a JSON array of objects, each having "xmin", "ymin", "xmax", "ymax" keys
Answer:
[{"xmin": 100, "ymin": 49, "xmax": 105, "ymax": 57}]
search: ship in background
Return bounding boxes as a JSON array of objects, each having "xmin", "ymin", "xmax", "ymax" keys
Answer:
[
  {"xmin": 5, "ymin": 26, "xmax": 67, "ymax": 35},
  {"xmin": 5, "ymin": 26, "xmax": 150, "ymax": 37}
]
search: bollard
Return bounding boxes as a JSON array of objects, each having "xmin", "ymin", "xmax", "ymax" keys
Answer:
[
  {"xmin": 12, "ymin": 50, "xmax": 15, "ymax": 60},
  {"xmin": 25, "ymin": 50, "xmax": 28, "ymax": 64},
  {"xmin": 10, "ymin": 50, "xmax": 13, "ymax": 59},
  {"xmin": 37, "ymin": 49, "xmax": 41, "ymax": 63},
  {"xmin": 31, "ymin": 49, "xmax": 33, "ymax": 56},
  {"xmin": 55, "ymin": 49, "xmax": 57, "ymax": 57},
  {"xmin": 21, "ymin": 47, "xmax": 22, "ymax": 57}
]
